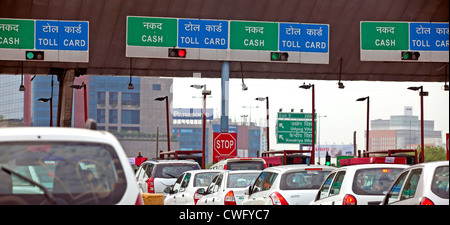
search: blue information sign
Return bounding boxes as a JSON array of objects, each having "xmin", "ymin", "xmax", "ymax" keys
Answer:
[
  {"xmin": 178, "ymin": 19, "xmax": 228, "ymax": 49},
  {"xmin": 279, "ymin": 23, "xmax": 329, "ymax": 53},
  {"xmin": 58, "ymin": 21, "xmax": 88, "ymax": 51},
  {"xmin": 279, "ymin": 23, "xmax": 302, "ymax": 52},
  {"xmin": 35, "ymin": 20, "xmax": 59, "ymax": 50},
  {"xmin": 300, "ymin": 24, "xmax": 329, "ymax": 53},
  {"xmin": 35, "ymin": 20, "xmax": 88, "ymax": 51},
  {"xmin": 410, "ymin": 22, "xmax": 449, "ymax": 51}
]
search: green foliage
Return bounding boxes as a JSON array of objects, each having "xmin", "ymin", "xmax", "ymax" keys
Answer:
[{"xmin": 424, "ymin": 145, "xmax": 447, "ymax": 162}]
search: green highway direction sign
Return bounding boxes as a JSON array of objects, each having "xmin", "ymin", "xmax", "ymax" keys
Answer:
[
  {"xmin": 126, "ymin": 16, "xmax": 329, "ymax": 64},
  {"xmin": 361, "ymin": 21, "xmax": 449, "ymax": 62},
  {"xmin": 277, "ymin": 112, "xmax": 315, "ymax": 119},
  {"xmin": 277, "ymin": 120, "xmax": 316, "ymax": 133},
  {"xmin": 277, "ymin": 132, "xmax": 315, "ymax": 144},
  {"xmin": 276, "ymin": 112, "xmax": 317, "ymax": 144},
  {"xmin": 0, "ymin": 18, "xmax": 89, "ymax": 62}
]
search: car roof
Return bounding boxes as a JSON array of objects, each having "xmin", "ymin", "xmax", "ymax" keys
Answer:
[
  {"xmin": 0, "ymin": 127, "xmax": 118, "ymax": 144},
  {"xmin": 144, "ymin": 159, "xmax": 200, "ymax": 165},
  {"xmin": 183, "ymin": 169, "xmax": 220, "ymax": 174},
  {"xmin": 226, "ymin": 170, "xmax": 262, "ymax": 174},
  {"xmin": 406, "ymin": 160, "xmax": 449, "ymax": 169},
  {"xmin": 334, "ymin": 163, "xmax": 410, "ymax": 171},
  {"xmin": 263, "ymin": 164, "xmax": 336, "ymax": 173},
  {"xmin": 219, "ymin": 158, "xmax": 266, "ymax": 163}
]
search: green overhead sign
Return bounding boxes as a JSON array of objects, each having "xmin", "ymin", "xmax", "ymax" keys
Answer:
[{"xmin": 126, "ymin": 17, "xmax": 177, "ymax": 47}]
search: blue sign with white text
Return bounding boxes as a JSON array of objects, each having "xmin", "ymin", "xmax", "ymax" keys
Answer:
[
  {"xmin": 300, "ymin": 24, "xmax": 329, "ymax": 53},
  {"xmin": 35, "ymin": 20, "xmax": 88, "ymax": 51},
  {"xmin": 279, "ymin": 23, "xmax": 302, "ymax": 52},
  {"xmin": 35, "ymin": 20, "xmax": 59, "ymax": 50},
  {"xmin": 279, "ymin": 23, "xmax": 329, "ymax": 53},
  {"xmin": 58, "ymin": 21, "xmax": 88, "ymax": 51},
  {"xmin": 178, "ymin": 19, "xmax": 228, "ymax": 49},
  {"xmin": 410, "ymin": 22, "xmax": 449, "ymax": 51}
]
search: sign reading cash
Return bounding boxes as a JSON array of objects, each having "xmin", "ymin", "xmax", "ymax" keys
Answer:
[
  {"xmin": 360, "ymin": 21, "xmax": 448, "ymax": 62},
  {"xmin": 0, "ymin": 18, "xmax": 89, "ymax": 62},
  {"xmin": 126, "ymin": 16, "xmax": 329, "ymax": 64}
]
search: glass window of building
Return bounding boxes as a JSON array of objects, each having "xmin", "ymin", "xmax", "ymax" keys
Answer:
[
  {"xmin": 121, "ymin": 110, "xmax": 140, "ymax": 124},
  {"xmin": 97, "ymin": 92, "xmax": 105, "ymax": 105},
  {"xmin": 152, "ymin": 84, "xmax": 161, "ymax": 91},
  {"xmin": 109, "ymin": 109, "xmax": 118, "ymax": 123},
  {"xmin": 97, "ymin": 109, "xmax": 105, "ymax": 123},
  {"xmin": 109, "ymin": 92, "xmax": 118, "ymax": 106},
  {"xmin": 121, "ymin": 93, "xmax": 140, "ymax": 107}
]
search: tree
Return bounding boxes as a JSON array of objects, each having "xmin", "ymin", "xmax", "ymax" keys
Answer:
[{"xmin": 424, "ymin": 146, "xmax": 447, "ymax": 162}]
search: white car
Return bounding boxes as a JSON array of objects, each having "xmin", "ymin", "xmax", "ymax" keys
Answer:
[
  {"xmin": 0, "ymin": 127, "xmax": 142, "ymax": 205},
  {"xmin": 242, "ymin": 165, "xmax": 334, "ymax": 205},
  {"xmin": 196, "ymin": 170, "xmax": 260, "ymax": 205},
  {"xmin": 210, "ymin": 158, "xmax": 266, "ymax": 170},
  {"xmin": 164, "ymin": 169, "xmax": 220, "ymax": 205},
  {"xmin": 135, "ymin": 160, "xmax": 201, "ymax": 196},
  {"xmin": 310, "ymin": 164, "xmax": 409, "ymax": 205},
  {"xmin": 381, "ymin": 161, "xmax": 449, "ymax": 205}
]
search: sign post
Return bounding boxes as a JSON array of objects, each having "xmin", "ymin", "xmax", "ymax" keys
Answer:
[{"xmin": 213, "ymin": 132, "xmax": 237, "ymax": 162}]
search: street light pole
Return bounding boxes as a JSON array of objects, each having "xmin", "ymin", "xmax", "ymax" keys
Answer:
[
  {"xmin": 299, "ymin": 84, "xmax": 315, "ymax": 165},
  {"xmin": 70, "ymin": 82, "xmax": 88, "ymax": 123},
  {"xmin": 408, "ymin": 86, "xmax": 427, "ymax": 163},
  {"xmin": 356, "ymin": 96, "xmax": 370, "ymax": 155},
  {"xmin": 155, "ymin": 96, "xmax": 171, "ymax": 152},
  {"xmin": 191, "ymin": 84, "xmax": 211, "ymax": 169},
  {"xmin": 256, "ymin": 97, "xmax": 270, "ymax": 153}
]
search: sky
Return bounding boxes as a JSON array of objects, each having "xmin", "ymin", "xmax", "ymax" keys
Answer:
[{"xmin": 172, "ymin": 76, "xmax": 449, "ymax": 151}]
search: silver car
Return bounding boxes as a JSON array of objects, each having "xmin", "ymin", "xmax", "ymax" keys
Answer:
[
  {"xmin": 135, "ymin": 160, "xmax": 201, "ymax": 196},
  {"xmin": 381, "ymin": 161, "xmax": 449, "ymax": 205}
]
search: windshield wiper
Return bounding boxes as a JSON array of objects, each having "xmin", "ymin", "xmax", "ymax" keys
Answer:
[
  {"xmin": 164, "ymin": 172, "xmax": 177, "ymax": 178},
  {"xmin": 1, "ymin": 166, "xmax": 58, "ymax": 205}
]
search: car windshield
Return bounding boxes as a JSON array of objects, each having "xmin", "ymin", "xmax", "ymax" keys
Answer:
[
  {"xmin": 227, "ymin": 161, "xmax": 265, "ymax": 170},
  {"xmin": 431, "ymin": 166, "xmax": 449, "ymax": 199},
  {"xmin": 154, "ymin": 164, "xmax": 200, "ymax": 178},
  {"xmin": 0, "ymin": 142, "xmax": 127, "ymax": 205},
  {"xmin": 352, "ymin": 168, "xmax": 404, "ymax": 195},
  {"xmin": 193, "ymin": 172, "xmax": 219, "ymax": 187},
  {"xmin": 227, "ymin": 173, "xmax": 259, "ymax": 188},
  {"xmin": 280, "ymin": 170, "xmax": 331, "ymax": 190}
]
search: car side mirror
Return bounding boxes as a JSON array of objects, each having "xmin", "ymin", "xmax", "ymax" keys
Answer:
[
  {"xmin": 163, "ymin": 186, "xmax": 171, "ymax": 194},
  {"xmin": 245, "ymin": 185, "xmax": 253, "ymax": 196},
  {"xmin": 196, "ymin": 188, "xmax": 206, "ymax": 195}
]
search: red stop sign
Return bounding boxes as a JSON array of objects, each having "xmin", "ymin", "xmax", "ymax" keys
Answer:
[{"xmin": 213, "ymin": 132, "xmax": 237, "ymax": 162}]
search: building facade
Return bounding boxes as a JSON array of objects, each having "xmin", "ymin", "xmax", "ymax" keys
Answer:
[{"xmin": 369, "ymin": 106, "xmax": 442, "ymax": 151}]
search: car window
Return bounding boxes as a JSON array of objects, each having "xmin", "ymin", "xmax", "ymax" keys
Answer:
[
  {"xmin": 280, "ymin": 170, "xmax": 331, "ymax": 190},
  {"xmin": 431, "ymin": 166, "xmax": 449, "ymax": 199},
  {"xmin": 227, "ymin": 161, "xmax": 265, "ymax": 170},
  {"xmin": 206, "ymin": 175, "xmax": 219, "ymax": 194},
  {"xmin": 194, "ymin": 172, "xmax": 219, "ymax": 187},
  {"xmin": 144, "ymin": 163, "xmax": 154, "ymax": 178},
  {"xmin": 227, "ymin": 173, "xmax": 259, "ymax": 188},
  {"xmin": 317, "ymin": 172, "xmax": 336, "ymax": 200},
  {"xmin": 401, "ymin": 168, "xmax": 422, "ymax": 200},
  {"xmin": 213, "ymin": 175, "xmax": 223, "ymax": 193},
  {"xmin": 154, "ymin": 164, "xmax": 200, "ymax": 178},
  {"xmin": 0, "ymin": 142, "xmax": 127, "ymax": 205},
  {"xmin": 180, "ymin": 173, "xmax": 191, "ymax": 192},
  {"xmin": 252, "ymin": 172, "xmax": 278, "ymax": 194},
  {"xmin": 172, "ymin": 173, "xmax": 185, "ymax": 194},
  {"xmin": 329, "ymin": 171, "xmax": 346, "ymax": 196},
  {"xmin": 385, "ymin": 171, "xmax": 409, "ymax": 204},
  {"xmin": 352, "ymin": 168, "xmax": 405, "ymax": 195}
]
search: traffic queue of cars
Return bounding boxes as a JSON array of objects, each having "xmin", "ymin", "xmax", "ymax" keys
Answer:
[
  {"xmin": 0, "ymin": 126, "xmax": 447, "ymax": 205},
  {"xmin": 161, "ymin": 157, "xmax": 449, "ymax": 206}
]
